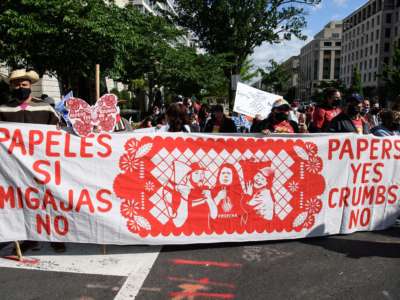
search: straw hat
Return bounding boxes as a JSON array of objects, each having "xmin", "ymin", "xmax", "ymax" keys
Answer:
[
  {"xmin": 272, "ymin": 98, "xmax": 290, "ymax": 109},
  {"xmin": 8, "ymin": 69, "xmax": 39, "ymax": 84}
]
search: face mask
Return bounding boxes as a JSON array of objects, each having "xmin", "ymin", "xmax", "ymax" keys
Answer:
[
  {"xmin": 12, "ymin": 88, "xmax": 31, "ymax": 102},
  {"xmin": 275, "ymin": 112, "xmax": 289, "ymax": 122},
  {"xmin": 361, "ymin": 108, "xmax": 370, "ymax": 116},
  {"xmin": 371, "ymin": 108, "xmax": 380, "ymax": 115},
  {"xmin": 333, "ymin": 99, "xmax": 342, "ymax": 107}
]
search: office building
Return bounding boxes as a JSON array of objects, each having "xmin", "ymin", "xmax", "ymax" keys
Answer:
[
  {"xmin": 341, "ymin": 0, "xmax": 400, "ymax": 95},
  {"xmin": 299, "ymin": 21, "xmax": 343, "ymax": 100}
]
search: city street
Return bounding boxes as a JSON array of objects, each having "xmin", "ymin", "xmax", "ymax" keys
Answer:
[{"xmin": 0, "ymin": 227, "xmax": 399, "ymax": 300}]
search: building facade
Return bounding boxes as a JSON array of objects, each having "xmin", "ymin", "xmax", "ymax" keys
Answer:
[
  {"xmin": 281, "ymin": 56, "xmax": 300, "ymax": 100},
  {"xmin": 341, "ymin": 0, "xmax": 400, "ymax": 96},
  {"xmin": 299, "ymin": 21, "xmax": 343, "ymax": 100}
]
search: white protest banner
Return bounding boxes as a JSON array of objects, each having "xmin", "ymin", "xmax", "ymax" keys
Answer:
[
  {"xmin": 233, "ymin": 82, "xmax": 282, "ymax": 119},
  {"xmin": 0, "ymin": 123, "xmax": 399, "ymax": 245}
]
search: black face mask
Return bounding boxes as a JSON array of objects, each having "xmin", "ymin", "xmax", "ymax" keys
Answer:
[
  {"xmin": 371, "ymin": 108, "xmax": 380, "ymax": 115},
  {"xmin": 347, "ymin": 105, "xmax": 361, "ymax": 118},
  {"xmin": 275, "ymin": 112, "xmax": 289, "ymax": 122},
  {"xmin": 12, "ymin": 88, "xmax": 31, "ymax": 102}
]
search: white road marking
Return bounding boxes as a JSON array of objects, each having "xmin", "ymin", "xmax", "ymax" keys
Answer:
[{"xmin": 0, "ymin": 242, "xmax": 161, "ymax": 299}]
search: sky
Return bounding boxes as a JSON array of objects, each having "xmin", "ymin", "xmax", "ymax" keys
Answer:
[{"xmin": 251, "ymin": 0, "xmax": 368, "ymax": 71}]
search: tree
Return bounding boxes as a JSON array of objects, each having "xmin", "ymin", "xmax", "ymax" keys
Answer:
[
  {"xmin": 165, "ymin": 0, "xmax": 321, "ymax": 104},
  {"xmin": 349, "ymin": 67, "xmax": 363, "ymax": 95},
  {"xmin": 0, "ymin": 0, "xmax": 178, "ymax": 102},
  {"xmin": 380, "ymin": 42, "xmax": 400, "ymax": 100},
  {"xmin": 258, "ymin": 59, "xmax": 290, "ymax": 94},
  {"xmin": 240, "ymin": 57, "xmax": 259, "ymax": 83}
]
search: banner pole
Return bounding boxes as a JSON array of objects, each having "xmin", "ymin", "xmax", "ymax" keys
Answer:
[
  {"xmin": 95, "ymin": 64, "xmax": 100, "ymax": 101},
  {"xmin": 14, "ymin": 241, "xmax": 23, "ymax": 261}
]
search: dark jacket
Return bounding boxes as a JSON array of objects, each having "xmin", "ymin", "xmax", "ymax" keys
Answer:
[
  {"xmin": 328, "ymin": 113, "xmax": 370, "ymax": 134},
  {"xmin": 204, "ymin": 116, "xmax": 237, "ymax": 133},
  {"xmin": 0, "ymin": 98, "xmax": 59, "ymax": 125}
]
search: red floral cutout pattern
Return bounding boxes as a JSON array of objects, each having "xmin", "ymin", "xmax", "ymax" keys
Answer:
[{"xmin": 113, "ymin": 137, "xmax": 326, "ymax": 237}]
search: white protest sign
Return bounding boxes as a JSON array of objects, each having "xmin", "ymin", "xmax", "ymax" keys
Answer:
[{"xmin": 233, "ymin": 82, "xmax": 282, "ymax": 119}]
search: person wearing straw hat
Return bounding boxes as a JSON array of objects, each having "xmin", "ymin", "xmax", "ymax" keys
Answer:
[
  {"xmin": 1, "ymin": 69, "xmax": 64, "ymax": 253},
  {"xmin": 253, "ymin": 98, "xmax": 299, "ymax": 134},
  {"xmin": 0, "ymin": 69, "xmax": 59, "ymax": 125}
]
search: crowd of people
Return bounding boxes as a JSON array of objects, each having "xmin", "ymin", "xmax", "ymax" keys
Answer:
[
  {"xmin": 0, "ymin": 68, "xmax": 399, "ymax": 253},
  {"xmin": 137, "ymin": 87, "xmax": 400, "ymax": 137}
]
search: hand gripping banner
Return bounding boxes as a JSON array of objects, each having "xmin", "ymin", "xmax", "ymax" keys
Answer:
[{"xmin": 0, "ymin": 123, "xmax": 399, "ymax": 244}]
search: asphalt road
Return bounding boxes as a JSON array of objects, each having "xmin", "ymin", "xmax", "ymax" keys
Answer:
[{"xmin": 0, "ymin": 228, "xmax": 399, "ymax": 300}]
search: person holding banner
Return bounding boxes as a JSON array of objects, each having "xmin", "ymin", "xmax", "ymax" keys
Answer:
[
  {"xmin": 203, "ymin": 105, "xmax": 237, "ymax": 133},
  {"xmin": 0, "ymin": 69, "xmax": 64, "ymax": 253},
  {"xmin": 0, "ymin": 69, "xmax": 59, "ymax": 125},
  {"xmin": 371, "ymin": 109, "xmax": 400, "ymax": 136},
  {"xmin": 328, "ymin": 94, "xmax": 369, "ymax": 134},
  {"xmin": 252, "ymin": 99, "xmax": 299, "ymax": 134},
  {"xmin": 310, "ymin": 88, "xmax": 342, "ymax": 132}
]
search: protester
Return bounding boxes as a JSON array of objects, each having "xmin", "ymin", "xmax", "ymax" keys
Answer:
[
  {"xmin": 0, "ymin": 69, "xmax": 59, "ymax": 125},
  {"xmin": 158, "ymin": 102, "xmax": 191, "ymax": 132},
  {"xmin": 328, "ymin": 94, "xmax": 369, "ymax": 134},
  {"xmin": 189, "ymin": 113, "xmax": 201, "ymax": 132},
  {"xmin": 198, "ymin": 104, "xmax": 210, "ymax": 132},
  {"xmin": 297, "ymin": 112, "xmax": 309, "ymax": 133},
  {"xmin": 0, "ymin": 69, "xmax": 64, "ymax": 253},
  {"xmin": 139, "ymin": 116, "xmax": 154, "ymax": 129},
  {"xmin": 203, "ymin": 104, "xmax": 237, "ymax": 133},
  {"xmin": 371, "ymin": 109, "xmax": 400, "ymax": 136},
  {"xmin": 183, "ymin": 97, "xmax": 194, "ymax": 115},
  {"xmin": 363, "ymin": 100, "xmax": 381, "ymax": 129},
  {"xmin": 310, "ymin": 88, "xmax": 342, "ymax": 132},
  {"xmin": 252, "ymin": 99, "xmax": 299, "ymax": 134}
]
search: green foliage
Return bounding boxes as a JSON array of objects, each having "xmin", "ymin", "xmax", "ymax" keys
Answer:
[
  {"xmin": 381, "ymin": 42, "xmax": 400, "ymax": 100},
  {"xmin": 240, "ymin": 57, "xmax": 258, "ymax": 83},
  {"xmin": 166, "ymin": 0, "xmax": 321, "ymax": 103},
  {"xmin": 349, "ymin": 67, "xmax": 363, "ymax": 95},
  {"xmin": 258, "ymin": 59, "xmax": 290, "ymax": 94},
  {"xmin": 0, "ymin": 0, "xmax": 228, "ymax": 101}
]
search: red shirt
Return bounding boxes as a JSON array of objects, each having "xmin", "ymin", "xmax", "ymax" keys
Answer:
[
  {"xmin": 352, "ymin": 118, "xmax": 363, "ymax": 134},
  {"xmin": 312, "ymin": 106, "xmax": 342, "ymax": 130},
  {"xmin": 273, "ymin": 121, "xmax": 294, "ymax": 133}
]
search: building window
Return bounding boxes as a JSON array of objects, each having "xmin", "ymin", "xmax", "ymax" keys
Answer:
[
  {"xmin": 324, "ymin": 41, "xmax": 332, "ymax": 46},
  {"xmin": 323, "ymin": 50, "xmax": 331, "ymax": 79},
  {"xmin": 376, "ymin": 43, "xmax": 379, "ymax": 53},
  {"xmin": 313, "ymin": 60, "xmax": 319, "ymax": 80},
  {"xmin": 385, "ymin": 28, "xmax": 391, "ymax": 38},
  {"xmin": 332, "ymin": 33, "xmax": 340, "ymax": 38},
  {"xmin": 386, "ymin": 13, "xmax": 392, "ymax": 24},
  {"xmin": 369, "ymin": 72, "xmax": 372, "ymax": 81},
  {"xmin": 375, "ymin": 57, "xmax": 378, "ymax": 67},
  {"xmin": 371, "ymin": 31, "xmax": 374, "ymax": 40},
  {"xmin": 377, "ymin": 15, "xmax": 380, "ymax": 25},
  {"xmin": 335, "ymin": 42, "xmax": 341, "ymax": 46},
  {"xmin": 384, "ymin": 42, "xmax": 390, "ymax": 52},
  {"xmin": 376, "ymin": 29, "xmax": 380, "ymax": 39},
  {"xmin": 370, "ymin": 46, "xmax": 373, "ymax": 55},
  {"xmin": 364, "ymin": 73, "xmax": 367, "ymax": 81}
]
